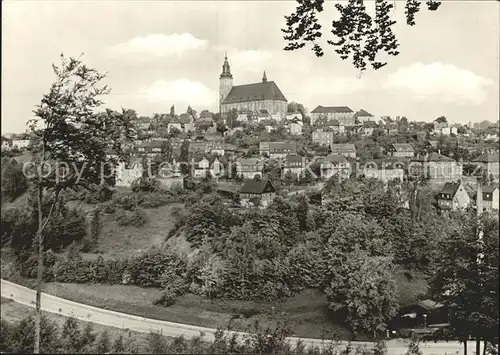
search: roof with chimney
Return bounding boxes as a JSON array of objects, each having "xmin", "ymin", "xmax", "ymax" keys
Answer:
[
  {"xmin": 311, "ymin": 106, "xmax": 353, "ymax": 114},
  {"xmin": 325, "ymin": 154, "xmax": 349, "ymax": 164}
]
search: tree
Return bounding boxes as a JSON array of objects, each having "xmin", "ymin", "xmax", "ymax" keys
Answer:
[
  {"xmin": 435, "ymin": 116, "xmax": 448, "ymax": 124},
  {"xmin": 1, "ymin": 157, "xmax": 28, "ymax": 202},
  {"xmin": 170, "ymin": 105, "xmax": 175, "ymax": 117},
  {"xmin": 282, "ymin": 0, "xmax": 441, "ymax": 71},
  {"xmin": 325, "ymin": 248, "xmax": 398, "ymax": 338},
  {"xmin": 296, "ymin": 194, "xmax": 309, "ymax": 232},
  {"xmin": 27, "ymin": 54, "xmax": 131, "ymax": 353},
  {"xmin": 430, "ymin": 212, "xmax": 499, "ymax": 354}
]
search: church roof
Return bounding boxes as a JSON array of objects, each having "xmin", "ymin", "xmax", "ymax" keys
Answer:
[{"xmin": 222, "ymin": 81, "xmax": 287, "ymax": 104}]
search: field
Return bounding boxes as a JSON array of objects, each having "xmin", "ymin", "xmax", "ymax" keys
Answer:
[{"xmin": 40, "ymin": 282, "xmax": 352, "ymax": 340}]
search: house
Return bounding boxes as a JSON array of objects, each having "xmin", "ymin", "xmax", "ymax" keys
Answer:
[
  {"xmin": 312, "ymin": 129, "xmax": 335, "ymax": 146},
  {"xmin": 388, "ymin": 143, "xmax": 414, "ymax": 158},
  {"xmin": 286, "ymin": 112, "xmax": 302, "ymax": 122},
  {"xmin": 179, "ymin": 113, "xmax": 195, "ymax": 132},
  {"xmin": 282, "ymin": 155, "xmax": 306, "ymax": 180},
  {"xmin": 359, "ymin": 121, "xmax": 377, "ymax": 136},
  {"xmin": 314, "ymin": 118, "xmax": 345, "ymax": 134},
  {"xmin": 475, "ymin": 183, "xmax": 499, "ymax": 213},
  {"xmin": 115, "ymin": 158, "xmax": 144, "ymax": 187},
  {"xmin": 256, "ymin": 109, "xmax": 271, "ymax": 122},
  {"xmin": 289, "ymin": 122, "xmax": 303, "ymax": 135},
  {"xmin": 364, "ymin": 167, "xmax": 404, "ymax": 184},
  {"xmin": 269, "ymin": 142, "xmax": 297, "ymax": 159},
  {"xmin": 207, "ymin": 142, "xmax": 226, "ymax": 156},
  {"xmin": 193, "ymin": 157, "xmax": 210, "ymax": 178},
  {"xmin": 320, "ymin": 154, "xmax": 351, "ymax": 180},
  {"xmin": 330, "ymin": 144, "xmax": 356, "ymax": 158},
  {"xmin": 259, "ymin": 119, "xmax": 276, "ymax": 133},
  {"xmin": 237, "ymin": 110, "xmax": 253, "ymax": 122},
  {"xmin": 436, "ymin": 181, "xmax": 470, "ymax": 210},
  {"xmin": 259, "ymin": 141, "xmax": 297, "ymax": 159},
  {"xmin": 355, "ymin": 109, "xmax": 375, "ymax": 123},
  {"xmin": 389, "ymin": 299, "xmax": 448, "ymax": 331},
  {"xmin": 410, "ymin": 153, "xmax": 463, "ymax": 183},
  {"xmin": 239, "ymin": 178, "xmax": 276, "ymax": 208},
  {"xmin": 235, "ymin": 158, "xmax": 263, "ymax": 179},
  {"xmin": 135, "ymin": 141, "xmax": 164, "ymax": 156},
  {"xmin": 310, "ymin": 106, "xmax": 354, "ymax": 126},
  {"xmin": 11, "ymin": 139, "xmax": 30, "ymax": 150},
  {"xmin": 194, "ymin": 120, "xmax": 216, "ymax": 135},
  {"xmin": 473, "ymin": 151, "xmax": 499, "ymax": 182}
]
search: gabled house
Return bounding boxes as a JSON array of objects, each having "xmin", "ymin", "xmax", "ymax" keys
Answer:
[
  {"xmin": 436, "ymin": 181, "xmax": 470, "ymax": 210},
  {"xmin": 179, "ymin": 113, "xmax": 195, "ymax": 132},
  {"xmin": 473, "ymin": 151, "xmax": 499, "ymax": 182},
  {"xmin": 330, "ymin": 144, "xmax": 356, "ymax": 158},
  {"xmin": 475, "ymin": 183, "xmax": 499, "ymax": 214},
  {"xmin": 236, "ymin": 158, "xmax": 263, "ymax": 180},
  {"xmin": 239, "ymin": 178, "xmax": 276, "ymax": 208},
  {"xmin": 388, "ymin": 143, "xmax": 415, "ymax": 158},
  {"xmin": 282, "ymin": 155, "xmax": 306, "ymax": 180},
  {"xmin": 320, "ymin": 154, "xmax": 351, "ymax": 180},
  {"xmin": 354, "ymin": 109, "xmax": 375, "ymax": 123},
  {"xmin": 193, "ymin": 157, "xmax": 210, "ymax": 178}
]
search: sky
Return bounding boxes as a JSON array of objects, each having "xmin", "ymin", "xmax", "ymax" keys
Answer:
[{"xmin": 2, "ymin": 0, "xmax": 499, "ymax": 133}]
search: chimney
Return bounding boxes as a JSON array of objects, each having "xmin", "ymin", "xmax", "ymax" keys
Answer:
[{"xmin": 476, "ymin": 178, "xmax": 483, "ymax": 217}]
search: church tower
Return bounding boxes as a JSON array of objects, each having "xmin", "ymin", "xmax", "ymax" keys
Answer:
[{"xmin": 219, "ymin": 53, "xmax": 233, "ymax": 113}]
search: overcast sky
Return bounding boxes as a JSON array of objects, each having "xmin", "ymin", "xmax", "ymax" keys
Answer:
[{"xmin": 2, "ymin": 0, "xmax": 499, "ymax": 133}]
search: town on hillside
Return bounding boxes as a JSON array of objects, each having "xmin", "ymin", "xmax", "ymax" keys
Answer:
[{"xmin": 1, "ymin": 2, "xmax": 499, "ymax": 354}]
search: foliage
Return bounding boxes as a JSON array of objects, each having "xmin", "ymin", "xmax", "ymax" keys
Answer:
[
  {"xmin": 1, "ymin": 157, "xmax": 28, "ymax": 203},
  {"xmin": 430, "ymin": 211, "xmax": 499, "ymax": 346},
  {"xmin": 325, "ymin": 248, "xmax": 398, "ymax": 338},
  {"xmin": 131, "ymin": 177, "xmax": 162, "ymax": 193},
  {"xmin": 114, "ymin": 207, "xmax": 148, "ymax": 227},
  {"xmin": 282, "ymin": 0, "xmax": 441, "ymax": 71}
]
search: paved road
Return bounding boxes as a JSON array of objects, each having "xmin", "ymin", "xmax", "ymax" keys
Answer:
[{"xmin": 1, "ymin": 279, "xmax": 477, "ymax": 355}]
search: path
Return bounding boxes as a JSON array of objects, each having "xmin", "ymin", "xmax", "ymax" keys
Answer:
[{"xmin": 1, "ymin": 279, "xmax": 476, "ymax": 355}]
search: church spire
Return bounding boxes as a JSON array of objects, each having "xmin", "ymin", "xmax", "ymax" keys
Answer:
[
  {"xmin": 262, "ymin": 70, "xmax": 267, "ymax": 83},
  {"xmin": 220, "ymin": 54, "xmax": 232, "ymax": 79}
]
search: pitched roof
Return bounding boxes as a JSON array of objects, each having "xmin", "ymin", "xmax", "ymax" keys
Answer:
[
  {"xmin": 474, "ymin": 151, "xmax": 500, "ymax": 163},
  {"xmin": 285, "ymin": 155, "xmax": 304, "ymax": 164},
  {"xmin": 355, "ymin": 109, "xmax": 374, "ymax": 117},
  {"xmin": 417, "ymin": 299, "xmax": 444, "ymax": 311},
  {"xmin": 222, "ymin": 81, "xmax": 287, "ymax": 104},
  {"xmin": 179, "ymin": 114, "xmax": 193, "ymax": 124},
  {"xmin": 238, "ymin": 157, "xmax": 261, "ymax": 166},
  {"xmin": 330, "ymin": 143, "xmax": 356, "ymax": 153},
  {"xmin": 391, "ymin": 143, "xmax": 414, "ymax": 152},
  {"xmin": 311, "ymin": 106, "xmax": 353, "ymax": 114},
  {"xmin": 439, "ymin": 182, "xmax": 462, "ymax": 200},
  {"xmin": 240, "ymin": 178, "xmax": 275, "ymax": 194},
  {"xmin": 482, "ymin": 184, "xmax": 499, "ymax": 194},
  {"xmin": 325, "ymin": 154, "xmax": 349, "ymax": 163},
  {"xmin": 427, "ymin": 152, "xmax": 456, "ymax": 162}
]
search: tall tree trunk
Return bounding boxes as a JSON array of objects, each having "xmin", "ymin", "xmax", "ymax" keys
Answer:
[
  {"xmin": 482, "ymin": 341, "xmax": 487, "ymax": 355},
  {"xmin": 464, "ymin": 338, "xmax": 468, "ymax": 355},
  {"xmin": 33, "ymin": 182, "xmax": 44, "ymax": 354},
  {"xmin": 476, "ymin": 338, "xmax": 481, "ymax": 355}
]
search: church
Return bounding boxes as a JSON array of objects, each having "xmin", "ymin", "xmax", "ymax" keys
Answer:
[{"xmin": 219, "ymin": 54, "xmax": 288, "ymax": 120}]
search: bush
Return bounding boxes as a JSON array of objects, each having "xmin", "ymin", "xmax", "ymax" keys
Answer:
[
  {"xmin": 152, "ymin": 289, "xmax": 177, "ymax": 307},
  {"xmin": 114, "ymin": 208, "xmax": 148, "ymax": 227},
  {"xmin": 139, "ymin": 193, "xmax": 178, "ymax": 208},
  {"xmin": 131, "ymin": 177, "xmax": 162, "ymax": 193},
  {"xmin": 127, "ymin": 249, "xmax": 187, "ymax": 288}
]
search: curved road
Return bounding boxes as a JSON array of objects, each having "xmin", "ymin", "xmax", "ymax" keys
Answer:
[{"xmin": 1, "ymin": 279, "xmax": 475, "ymax": 355}]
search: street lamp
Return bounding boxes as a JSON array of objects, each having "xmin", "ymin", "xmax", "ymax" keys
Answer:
[{"xmin": 423, "ymin": 314, "xmax": 428, "ymax": 329}]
